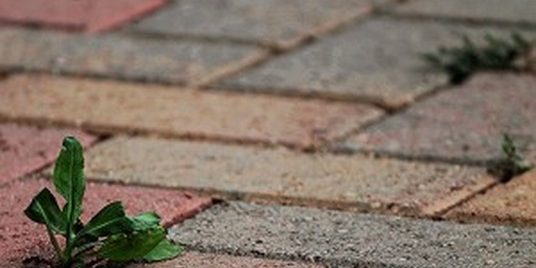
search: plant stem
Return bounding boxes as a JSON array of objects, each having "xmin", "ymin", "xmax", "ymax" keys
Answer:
[
  {"xmin": 46, "ymin": 226, "xmax": 64, "ymax": 263},
  {"xmin": 72, "ymin": 241, "xmax": 101, "ymax": 260}
]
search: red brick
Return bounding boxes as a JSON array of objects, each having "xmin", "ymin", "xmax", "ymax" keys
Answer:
[
  {"xmin": 87, "ymin": 0, "xmax": 167, "ymax": 32},
  {"xmin": 0, "ymin": 178, "xmax": 212, "ymax": 266},
  {"xmin": 0, "ymin": 123, "xmax": 96, "ymax": 185},
  {"xmin": 0, "ymin": 0, "xmax": 166, "ymax": 32},
  {"xmin": 0, "ymin": 0, "xmax": 87, "ymax": 29}
]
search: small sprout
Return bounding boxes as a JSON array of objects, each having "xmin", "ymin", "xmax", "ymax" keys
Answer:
[
  {"xmin": 489, "ymin": 134, "xmax": 534, "ymax": 182},
  {"xmin": 24, "ymin": 137, "xmax": 182, "ymax": 267},
  {"xmin": 423, "ymin": 33, "xmax": 533, "ymax": 84}
]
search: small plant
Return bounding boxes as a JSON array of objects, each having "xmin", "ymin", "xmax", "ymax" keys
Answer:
[
  {"xmin": 423, "ymin": 33, "xmax": 533, "ymax": 84},
  {"xmin": 489, "ymin": 134, "xmax": 534, "ymax": 182},
  {"xmin": 24, "ymin": 137, "xmax": 182, "ymax": 267}
]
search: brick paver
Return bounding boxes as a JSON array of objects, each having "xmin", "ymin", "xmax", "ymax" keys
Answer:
[
  {"xmin": 85, "ymin": 0, "xmax": 167, "ymax": 33},
  {"xmin": 0, "ymin": 27, "xmax": 266, "ymax": 85},
  {"xmin": 82, "ymin": 136, "xmax": 489, "ymax": 216},
  {"xmin": 340, "ymin": 73, "xmax": 536, "ymax": 163},
  {"xmin": 218, "ymin": 17, "xmax": 534, "ymax": 108},
  {"xmin": 390, "ymin": 0, "xmax": 536, "ymax": 26},
  {"xmin": 131, "ymin": 0, "xmax": 379, "ymax": 50},
  {"xmin": 0, "ymin": 0, "xmax": 166, "ymax": 32},
  {"xmin": 171, "ymin": 202, "xmax": 536, "ymax": 268},
  {"xmin": 0, "ymin": 123, "xmax": 96, "ymax": 185},
  {"xmin": 446, "ymin": 170, "xmax": 536, "ymax": 226},
  {"xmin": 131, "ymin": 251, "xmax": 323, "ymax": 268},
  {"xmin": 0, "ymin": 74, "xmax": 382, "ymax": 149},
  {"xmin": 0, "ymin": 178, "xmax": 212, "ymax": 266}
]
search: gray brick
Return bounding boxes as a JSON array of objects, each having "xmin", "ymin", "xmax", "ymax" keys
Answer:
[
  {"xmin": 0, "ymin": 27, "xmax": 265, "ymax": 85},
  {"xmin": 132, "ymin": 0, "xmax": 382, "ymax": 50},
  {"xmin": 390, "ymin": 0, "xmax": 536, "ymax": 26},
  {"xmin": 170, "ymin": 202, "xmax": 536, "ymax": 268},
  {"xmin": 339, "ymin": 73, "xmax": 536, "ymax": 163},
  {"xmin": 130, "ymin": 251, "xmax": 323, "ymax": 268},
  {"xmin": 219, "ymin": 17, "xmax": 535, "ymax": 108},
  {"xmin": 84, "ymin": 136, "xmax": 487, "ymax": 216}
]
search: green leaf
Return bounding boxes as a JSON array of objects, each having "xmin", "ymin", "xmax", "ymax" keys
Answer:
[
  {"xmin": 129, "ymin": 212, "xmax": 161, "ymax": 231},
  {"xmin": 143, "ymin": 239, "xmax": 183, "ymax": 262},
  {"xmin": 53, "ymin": 137, "xmax": 86, "ymax": 232},
  {"xmin": 98, "ymin": 227, "xmax": 166, "ymax": 262},
  {"xmin": 24, "ymin": 188, "xmax": 66, "ymax": 234},
  {"xmin": 76, "ymin": 202, "xmax": 132, "ymax": 242}
]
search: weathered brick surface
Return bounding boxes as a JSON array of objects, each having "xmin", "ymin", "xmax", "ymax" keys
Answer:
[
  {"xmin": 391, "ymin": 0, "xmax": 536, "ymax": 26},
  {"xmin": 219, "ymin": 17, "xmax": 534, "ymax": 108},
  {"xmin": 171, "ymin": 202, "xmax": 536, "ymax": 268},
  {"xmin": 83, "ymin": 136, "xmax": 487, "ymax": 216},
  {"xmin": 0, "ymin": 27, "xmax": 265, "ymax": 85},
  {"xmin": 0, "ymin": 123, "xmax": 96, "ymax": 185},
  {"xmin": 0, "ymin": 75, "xmax": 382, "ymax": 149},
  {"xmin": 446, "ymin": 171, "xmax": 536, "ymax": 226},
  {"xmin": 0, "ymin": 0, "xmax": 166, "ymax": 32},
  {"xmin": 0, "ymin": 178, "xmax": 212, "ymax": 266},
  {"xmin": 132, "ymin": 0, "xmax": 380, "ymax": 50},
  {"xmin": 340, "ymin": 73, "xmax": 536, "ymax": 163},
  {"xmin": 131, "ymin": 251, "xmax": 323, "ymax": 268}
]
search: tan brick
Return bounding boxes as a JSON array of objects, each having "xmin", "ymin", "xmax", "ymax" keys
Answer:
[
  {"xmin": 0, "ymin": 74, "xmax": 382, "ymax": 149},
  {"xmin": 130, "ymin": 251, "xmax": 323, "ymax": 268},
  {"xmin": 84, "ymin": 136, "xmax": 488, "ymax": 216},
  {"xmin": 446, "ymin": 171, "xmax": 536, "ymax": 226}
]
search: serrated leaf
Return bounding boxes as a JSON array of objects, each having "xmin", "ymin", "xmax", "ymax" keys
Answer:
[
  {"xmin": 24, "ymin": 188, "xmax": 66, "ymax": 234},
  {"xmin": 143, "ymin": 239, "xmax": 183, "ymax": 262},
  {"xmin": 53, "ymin": 137, "xmax": 85, "ymax": 233},
  {"xmin": 98, "ymin": 227, "xmax": 166, "ymax": 262},
  {"xmin": 129, "ymin": 212, "xmax": 161, "ymax": 231},
  {"xmin": 76, "ymin": 202, "xmax": 132, "ymax": 242}
]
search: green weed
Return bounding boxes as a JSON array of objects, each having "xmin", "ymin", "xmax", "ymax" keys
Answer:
[
  {"xmin": 24, "ymin": 137, "xmax": 182, "ymax": 267},
  {"xmin": 423, "ymin": 33, "xmax": 533, "ymax": 84},
  {"xmin": 489, "ymin": 134, "xmax": 533, "ymax": 182}
]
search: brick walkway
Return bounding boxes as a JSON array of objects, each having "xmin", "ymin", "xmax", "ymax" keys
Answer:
[{"xmin": 0, "ymin": 0, "xmax": 535, "ymax": 267}]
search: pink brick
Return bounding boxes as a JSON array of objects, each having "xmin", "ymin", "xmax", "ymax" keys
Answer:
[
  {"xmin": 0, "ymin": 0, "xmax": 166, "ymax": 32},
  {"xmin": 0, "ymin": 123, "xmax": 96, "ymax": 185},
  {"xmin": 0, "ymin": 178, "xmax": 212, "ymax": 266},
  {"xmin": 0, "ymin": 0, "xmax": 88, "ymax": 29},
  {"xmin": 88, "ymin": 0, "xmax": 167, "ymax": 32}
]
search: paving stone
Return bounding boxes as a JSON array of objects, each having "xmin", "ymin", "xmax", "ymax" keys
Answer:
[
  {"xmin": 0, "ymin": 27, "xmax": 265, "ymax": 85},
  {"xmin": 132, "ymin": 0, "xmax": 381, "ymax": 50},
  {"xmin": 83, "ymin": 136, "xmax": 488, "ymax": 216},
  {"xmin": 0, "ymin": 178, "xmax": 212, "ymax": 266},
  {"xmin": 340, "ymin": 73, "xmax": 536, "ymax": 163},
  {"xmin": 0, "ymin": 0, "xmax": 166, "ymax": 32},
  {"xmin": 0, "ymin": 74, "xmax": 382, "ymax": 149},
  {"xmin": 446, "ymin": 170, "xmax": 536, "ymax": 226},
  {"xmin": 390, "ymin": 0, "xmax": 536, "ymax": 26},
  {"xmin": 0, "ymin": 123, "xmax": 96, "ymax": 185},
  {"xmin": 130, "ymin": 251, "xmax": 323, "ymax": 268},
  {"xmin": 170, "ymin": 202, "xmax": 536, "ymax": 268},
  {"xmin": 219, "ymin": 17, "xmax": 535, "ymax": 108}
]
